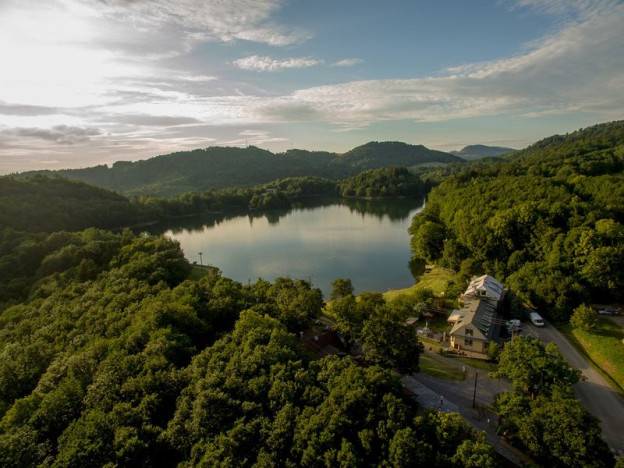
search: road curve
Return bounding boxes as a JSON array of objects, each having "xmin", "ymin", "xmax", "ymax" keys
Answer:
[{"xmin": 526, "ymin": 322, "xmax": 624, "ymax": 455}]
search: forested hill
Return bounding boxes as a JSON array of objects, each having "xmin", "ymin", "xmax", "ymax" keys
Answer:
[
  {"xmin": 17, "ymin": 142, "xmax": 462, "ymax": 197},
  {"xmin": 339, "ymin": 141, "xmax": 461, "ymax": 169},
  {"xmin": 451, "ymin": 144, "xmax": 515, "ymax": 160},
  {"xmin": 410, "ymin": 120, "xmax": 624, "ymax": 321},
  {"xmin": 1, "ymin": 167, "xmax": 426, "ymax": 233},
  {"xmin": 0, "ymin": 176, "xmax": 143, "ymax": 232},
  {"xmin": 507, "ymin": 120, "xmax": 624, "ymax": 165}
]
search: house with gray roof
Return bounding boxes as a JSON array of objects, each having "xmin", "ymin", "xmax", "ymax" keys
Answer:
[{"xmin": 447, "ymin": 275, "xmax": 504, "ymax": 357}]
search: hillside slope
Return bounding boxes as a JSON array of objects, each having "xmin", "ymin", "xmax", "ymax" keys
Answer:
[
  {"xmin": 19, "ymin": 142, "xmax": 460, "ymax": 197},
  {"xmin": 0, "ymin": 176, "xmax": 143, "ymax": 232}
]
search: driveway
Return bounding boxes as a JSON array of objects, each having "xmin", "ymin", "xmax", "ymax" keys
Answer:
[{"xmin": 525, "ymin": 322, "xmax": 624, "ymax": 455}]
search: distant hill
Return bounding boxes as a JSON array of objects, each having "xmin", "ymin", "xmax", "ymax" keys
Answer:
[
  {"xmin": 451, "ymin": 144, "xmax": 515, "ymax": 160},
  {"xmin": 19, "ymin": 142, "xmax": 462, "ymax": 197},
  {"xmin": 340, "ymin": 141, "xmax": 462, "ymax": 169}
]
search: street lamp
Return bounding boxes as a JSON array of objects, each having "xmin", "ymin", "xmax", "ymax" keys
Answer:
[{"xmin": 198, "ymin": 252, "xmax": 203, "ymax": 266}]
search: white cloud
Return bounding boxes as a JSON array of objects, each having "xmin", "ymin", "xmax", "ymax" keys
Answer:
[
  {"xmin": 510, "ymin": 0, "xmax": 620, "ymax": 17},
  {"xmin": 332, "ymin": 58, "xmax": 364, "ymax": 67},
  {"xmin": 232, "ymin": 55, "xmax": 322, "ymax": 72},
  {"xmin": 252, "ymin": 2, "xmax": 624, "ymax": 126},
  {"xmin": 91, "ymin": 0, "xmax": 309, "ymax": 47},
  {"xmin": 177, "ymin": 75, "xmax": 218, "ymax": 82}
]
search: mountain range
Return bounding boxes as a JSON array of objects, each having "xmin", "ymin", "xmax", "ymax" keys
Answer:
[{"xmin": 18, "ymin": 141, "xmax": 463, "ymax": 197}]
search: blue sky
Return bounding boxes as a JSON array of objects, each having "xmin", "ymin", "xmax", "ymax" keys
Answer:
[{"xmin": 0, "ymin": 0, "xmax": 622, "ymax": 172}]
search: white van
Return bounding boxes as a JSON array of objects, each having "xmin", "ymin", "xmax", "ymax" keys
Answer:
[{"xmin": 529, "ymin": 311, "xmax": 545, "ymax": 327}]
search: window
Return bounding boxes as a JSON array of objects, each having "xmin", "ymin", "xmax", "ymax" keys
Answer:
[
  {"xmin": 465, "ymin": 338, "xmax": 473, "ymax": 346},
  {"xmin": 465, "ymin": 328, "xmax": 473, "ymax": 336}
]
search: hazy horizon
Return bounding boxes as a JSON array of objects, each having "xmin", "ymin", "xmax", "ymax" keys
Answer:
[{"xmin": 1, "ymin": 0, "xmax": 623, "ymax": 173}]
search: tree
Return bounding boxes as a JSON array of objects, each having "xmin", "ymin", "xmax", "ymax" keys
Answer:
[
  {"xmin": 328, "ymin": 295, "xmax": 362, "ymax": 342},
  {"xmin": 361, "ymin": 316, "xmax": 420, "ymax": 373},
  {"xmin": 495, "ymin": 386, "xmax": 614, "ymax": 467},
  {"xmin": 492, "ymin": 336, "xmax": 613, "ymax": 467},
  {"xmin": 570, "ymin": 304, "xmax": 598, "ymax": 331},
  {"xmin": 486, "ymin": 342, "xmax": 500, "ymax": 362},
  {"xmin": 330, "ymin": 278, "xmax": 354, "ymax": 300},
  {"xmin": 411, "ymin": 221, "xmax": 446, "ymax": 261},
  {"xmin": 451, "ymin": 433, "xmax": 497, "ymax": 468},
  {"xmin": 491, "ymin": 337, "xmax": 579, "ymax": 396}
]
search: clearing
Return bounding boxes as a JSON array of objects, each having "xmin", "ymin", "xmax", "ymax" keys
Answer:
[{"xmin": 383, "ymin": 265, "xmax": 455, "ymax": 301}]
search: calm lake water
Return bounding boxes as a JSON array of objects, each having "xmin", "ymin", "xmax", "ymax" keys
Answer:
[{"xmin": 158, "ymin": 198, "xmax": 424, "ymax": 297}]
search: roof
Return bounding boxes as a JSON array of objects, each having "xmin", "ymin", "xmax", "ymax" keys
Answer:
[
  {"xmin": 463, "ymin": 274, "xmax": 504, "ymax": 301},
  {"xmin": 449, "ymin": 298, "xmax": 498, "ymax": 339},
  {"xmin": 447, "ymin": 312, "xmax": 462, "ymax": 323}
]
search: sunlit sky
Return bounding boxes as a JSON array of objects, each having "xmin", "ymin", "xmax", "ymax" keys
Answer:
[{"xmin": 1, "ymin": 0, "xmax": 623, "ymax": 173}]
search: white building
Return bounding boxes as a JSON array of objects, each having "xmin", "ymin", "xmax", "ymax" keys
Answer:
[{"xmin": 462, "ymin": 274, "xmax": 504, "ymax": 302}]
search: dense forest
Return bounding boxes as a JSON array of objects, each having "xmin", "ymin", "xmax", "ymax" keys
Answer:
[
  {"xmin": 410, "ymin": 120, "xmax": 624, "ymax": 320},
  {"xmin": 338, "ymin": 167, "xmax": 425, "ymax": 198},
  {"xmin": 16, "ymin": 142, "xmax": 462, "ymax": 197},
  {"xmin": 1, "ymin": 168, "xmax": 425, "ymax": 233},
  {"xmin": 0, "ymin": 229, "xmax": 499, "ymax": 467}
]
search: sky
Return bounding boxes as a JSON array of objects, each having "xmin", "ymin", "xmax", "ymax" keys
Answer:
[{"xmin": 0, "ymin": 0, "xmax": 623, "ymax": 173}]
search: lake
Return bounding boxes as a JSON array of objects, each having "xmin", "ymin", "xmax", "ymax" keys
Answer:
[{"xmin": 157, "ymin": 198, "xmax": 424, "ymax": 297}]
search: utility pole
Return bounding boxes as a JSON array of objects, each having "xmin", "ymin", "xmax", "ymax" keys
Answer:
[
  {"xmin": 472, "ymin": 371, "xmax": 478, "ymax": 409},
  {"xmin": 198, "ymin": 252, "xmax": 203, "ymax": 266}
]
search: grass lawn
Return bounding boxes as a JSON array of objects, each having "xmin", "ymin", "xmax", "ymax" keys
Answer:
[
  {"xmin": 562, "ymin": 318, "xmax": 624, "ymax": 391},
  {"xmin": 420, "ymin": 337, "xmax": 445, "ymax": 352},
  {"xmin": 383, "ymin": 266, "xmax": 455, "ymax": 301},
  {"xmin": 420, "ymin": 354, "xmax": 465, "ymax": 381},
  {"xmin": 447, "ymin": 355, "xmax": 497, "ymax": 372}
]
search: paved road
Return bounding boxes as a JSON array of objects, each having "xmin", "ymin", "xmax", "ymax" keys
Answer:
[
  {"xmin": 405, "ymin": 356, "xmax": 530, "ymax": 465},
  {"xmin": 525, "ymin": 322, "xmax": 624, "ymax": 455},
  {"xmin": 609, "ymin": 315, "xmax": 624, "ymax": 328}
]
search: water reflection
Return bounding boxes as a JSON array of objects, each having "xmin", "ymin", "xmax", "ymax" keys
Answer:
[
  {"xmin": 155, "ymin": 197, "xmax": 424, "ymax": 297},
  {"xmin": 149, "ymin": 197, "xmax": 423, "ymax": 235}
]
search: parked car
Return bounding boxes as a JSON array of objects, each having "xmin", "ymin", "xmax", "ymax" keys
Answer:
[
  {"xmin": 529, "ymin": 311, "xmax": 545, "ymax": 327},
  {"xmin": 597, "ymin": 307, "xmax": 617, "ymax": 316},
  {"xmin": 506, "ymin": 319, "xmax": 522, "ymax": 333}
]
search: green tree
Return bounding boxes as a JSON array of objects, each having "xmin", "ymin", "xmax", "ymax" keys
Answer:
[
  {"xmin": 491, "ymin": 337, "xmax": 579, "ymax": 396},
  {"xmin": 570, "ymin": 304, "xmax": 598, "ymax": 331},
  {"xmin": 451, "ymin": 433, "xmax": 497, "ymax": 468},
  {"xmin": 330, "ymin": 278, "xmax": 354, "ymax": 300},
  {"xmin": 486, "ymin": 342, "xmax": 500, "ymax": 362},
  {"xmin": 495, "ymin": 386, "xmax": 613, "ymax": 467},
  {"xmin": 411, "ymin": 221, "xmax": 446, "ymax": 261},
  {"xmin": 361, "ymin": 316, "xmax": 420, "ymax": 373}
]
